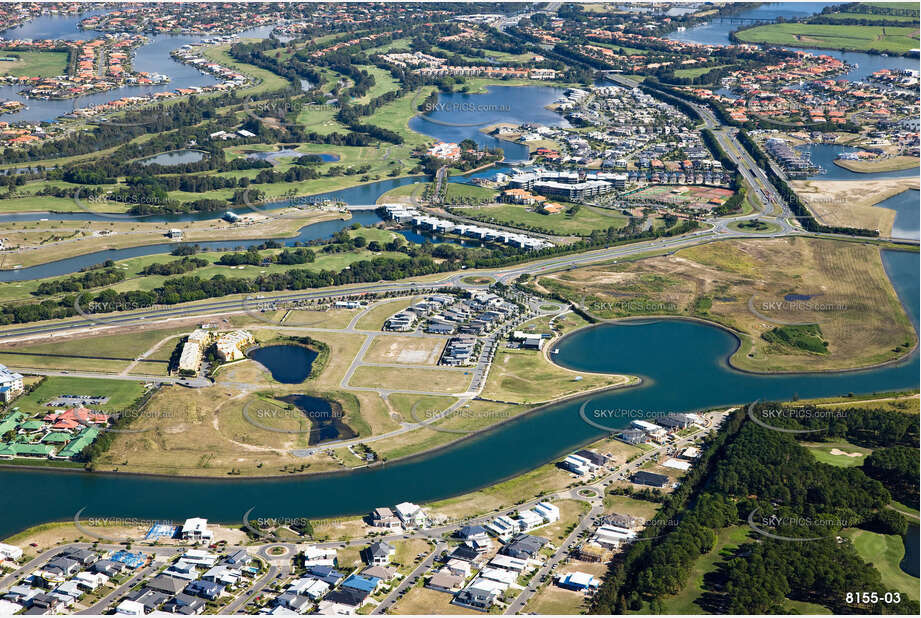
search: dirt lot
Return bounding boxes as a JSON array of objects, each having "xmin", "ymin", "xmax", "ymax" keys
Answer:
[
  {"xmin": 790, "ymin": 177, "xmax": 919, "ymax": 235},
  {"xmin": 363, "ymin": 335, "xmax": 446, "ymax": 365},
  {"xmin": 538, "ymin": 237, "xmax": 916, "ymax": 372}
]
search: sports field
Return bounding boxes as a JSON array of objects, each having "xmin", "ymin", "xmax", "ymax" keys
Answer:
[
  {"xmin": 735, "ymin": 23, "xmax": 920, "ymax": 54},
  {"xmin": 0, "ymin": 50, "xmax": 69, "ymax": 77}
]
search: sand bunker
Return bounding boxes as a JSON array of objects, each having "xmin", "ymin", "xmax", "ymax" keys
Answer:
[{"xmin": 829, "ymin": 448, "xmax": 862, "ymax": 457}]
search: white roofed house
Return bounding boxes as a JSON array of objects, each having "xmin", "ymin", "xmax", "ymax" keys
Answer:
[
  {"xmin": 394, "ymin": 502, "xmax": 427, "ymax": 528},
  {"xmin": 516, "ymin": 509, "xmax": 545, "ymax": 532},
  {"xmin": 0, "ymin": 541, "xmax": 23, "ymax": 561},
  {"xmin": 534, "ymin": 501, "xmax": 560, "ymax": 524},
  {"xmin": 180, "ymin": 518, "xmax": 214, "ymax": 542}
]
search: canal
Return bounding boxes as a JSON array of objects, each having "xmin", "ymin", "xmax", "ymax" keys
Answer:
[{"xmin": 0, "ymin": 249, "xmax": 916, "ymax": 539}]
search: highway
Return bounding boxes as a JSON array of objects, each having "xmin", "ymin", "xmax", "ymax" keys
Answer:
[{"xmin": 0, "ymin": 73, "xmax": 914, "ymax": 347}]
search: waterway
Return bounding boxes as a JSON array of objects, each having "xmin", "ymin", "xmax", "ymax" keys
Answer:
[
  {"xmin": 0, "ymin": 211, "xmax": 386, "ymax": 282},
  {"xmin": 247, "ymin": 344, "xmax": 317, "ymax": 384},
  {"xmin": 802, "ymin": 144, "xmax": 919, "ymax": 181},
  {"xmin": 667, "ymin": 2, "xmax": 920, "ymax": 81},
  {"xmin": 408, "ymin": 85, "xmax": 571, "ymax": 164},
  {"xmin": 0, "ymin": 249, "xmax": 915, "ymax": 539},
  {"xmin": 901, "ymin": 523, "xmax": 919, "ymax": 578},
  {"xmin": 880, "ymin": 189, "xmax": 920, "ymax": 241},
  {"xmin": 0, "ymin": 13, "xmax": 276, "ymax": 124}
]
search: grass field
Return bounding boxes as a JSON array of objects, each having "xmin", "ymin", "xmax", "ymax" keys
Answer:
[
  {"xmin": 537, "ymin": 237, "xmax": 917, "ymax": 372},
  {"xmin": 349, "ymin": 365, "xmax": 471, "ymax": 393},
  {"xmin": 835, "ymin": 156, "xmax": 920, "ymax": 173},
  {"xmin": 672, "ymin": 64, "xmax": 732, "ymax": 79},
  {"xmin": 482, "ymin": 337, "xmax": 632, "ymax": 406},
  {"xmin": 843, "ymin": 528, "xmax": 919, "ymax": 600},
  {"xmin": 734, "ymin": 23, "xmax": 920, "ymax": 54},
  {"xmin": 820, "ymin": 10, "xmax": 919, "ymax": 23},
  {"xmin": 426, "ymin": 460, "xmax": 575, "ymax": 520},
  {"xmin": 453, "ymin": 203, "xmax": 627, "ymax": 236},
  {"xmin": 13, "ymin": 376, "xmax": 147, "ymax": 414},
  {"xmin": 0, "ymin": 50, "xmax": 69, "ymax": 77},
  {"xmin": 0, "ymin": 326, "xmax": 190, "ymax": 374}
]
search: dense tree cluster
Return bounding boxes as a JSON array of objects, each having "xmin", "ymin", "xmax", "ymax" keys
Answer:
[
  {"xmin": 591, "ymin": 403, "xmax": 919, "ymax": 615},
  {"xmin": 33, "ymin": 268, "xmax": 126, "ymax": 296}
]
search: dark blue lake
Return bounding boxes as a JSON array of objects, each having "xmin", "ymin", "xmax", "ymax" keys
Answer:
[{"xmin": 248, "ymin": 344, "xmax": 317, "ymax": 384}]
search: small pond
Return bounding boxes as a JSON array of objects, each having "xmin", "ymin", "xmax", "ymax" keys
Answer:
[{"xmin": 248, "ymin": 344, "xmax": 317, "ymax": 384}]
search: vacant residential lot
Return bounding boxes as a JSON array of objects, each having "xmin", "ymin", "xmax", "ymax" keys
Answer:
[
  {"xmin": 364, "ymin": 335, "xmax": 445, "ymax": 365},
  {"xmin": 538, "ymin": 237, "xmax": 917, "ymax": 372},
  {"xmin": 349, "ymin": 365, "xmax": 471, "ymax": 394}
]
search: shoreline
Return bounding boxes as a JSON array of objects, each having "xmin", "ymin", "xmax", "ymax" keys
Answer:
[
  {"xmin": 549, "ymin": 294, "xmax": 919, "ymax": 378},
  {"xmin": 833, "ymin": 157, "xmax": 920, "ymax": 174},
  {"xmin": 0, "ymin": 374, "xmax": 642, "ymax": 482},
  {"xmin": 0, "ymin": 211, "xmax": 350, "ymax": 273}
]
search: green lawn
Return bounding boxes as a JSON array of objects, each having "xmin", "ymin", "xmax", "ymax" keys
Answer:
[
  {"xmin": 843, "ymin": 528, "xmax": 919, "ymax": 600},
  {"xmin": 673, "ymin": 64, "xmax": 732, "ymax": 78},
  {"xmin": 734, "ymin": 23, "xmax": 920, "ymax": 53},
  {"xmin": 443, "ymin": 183, "xmax": 498, "ymax": 203},
  {"xmin": 0, "ymin": 50, "xmax": 69, "ymax": 77},
  {"xmin": 821, "ymin": 11, "xmax": 919, "ymax": 23},
  {"xmin": 12, "ymin": 376, "xmax": 147, "ymax": 414}
]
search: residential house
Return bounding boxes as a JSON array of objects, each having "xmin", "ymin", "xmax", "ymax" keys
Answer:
[{"xmin": 362, "ymin": 542, "xmax": 395, "ymax": 567}]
